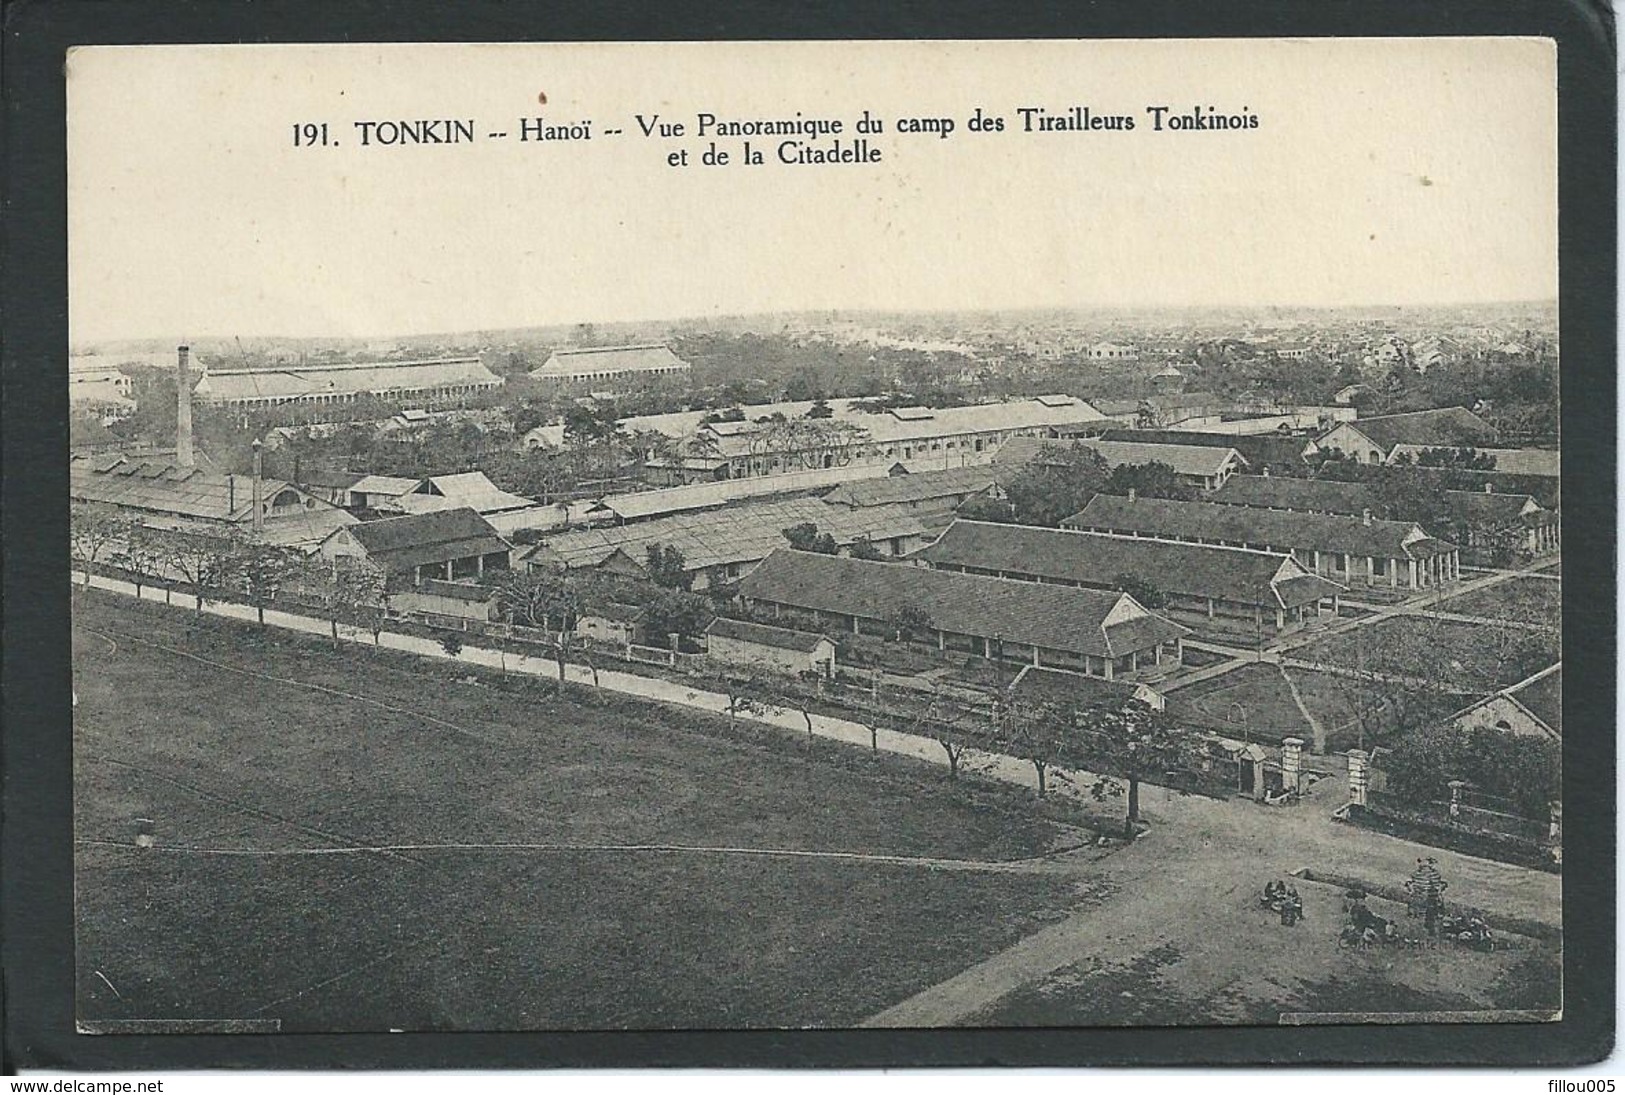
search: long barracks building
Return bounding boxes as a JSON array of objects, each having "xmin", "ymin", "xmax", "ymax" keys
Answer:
[
  {"xmin": 1064, "ymin": 493, "xmax": 1460, "ymax": 591},
  {"xmin": 737, "ymin": 548, "xmax": 1188, "ymax": 680},
  {"xmin": 193, "ymin": 357, "xmax": 503, "ymax": 412},
  {"xmin": 913, "ymin": 519, "xmax": 1344, "ymax": 636}
]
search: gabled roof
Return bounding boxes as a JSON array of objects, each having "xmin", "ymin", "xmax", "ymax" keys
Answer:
[
  {"xmin": 530, "ymin": 344, "xmax": 690, "ymax": 377},
  {"xmin": 1328, "ymin": 407, "xmax": 1498, "ymax": 453},
  {"xmin": 1451, "ymin": 664, "xmax": 1561, "ymax": 739},
  {"xmin": 196, "ymin": 357, "xmax": 500, "ymax": 402},
  {"xmin": 1510, "ymin": 664, "xmax": 1562, "ymax": 736},
  {"xmin": 1007, "ymin": 665, "xmax": 1158, "ymax": 711},
  {"xmin": 340, "ymin": 508, "xmax": 510, "ymax": 570},
  {"xmin": 617, "ymin": 396, "xmax": 1105, "ymax": 452},
  {"xmin": 350, "ymin": 474, "xmax": 422, "ymax": 497},
  {"xmin": 915, "ymin": 520, "xmax": 1342, "ymax": 610},
  {"xmin": 1210, "ymin": 475, "xmax": 1380, "ymax": 516},
  {"xmin": 1065, "ymin": 493, "xmax": 1448, "ymax": 560},
  {"xmin": 737, "ymin": 549, "xmax": 1187, "ymax": 659},
  {"xmin": 1475, "ymin": 448, "xmax": 1560, "ymax": 478},
  {"xmin": 1444, "ymin": 490, "xmax": 1544, "ymax": 526},
  {"xmin": 591, "ymin": 464, "xmax": 888, "ymax": 522},
  {"xmin": 1100, "ymin": 429, "xmax": 1316, "ymax": 469},
  {"xmin": 821, "ymin": 466, "xmax": 999, "ymax": 508},
  {"xmin": 410, "ymin": 471, "xmax": 535, "ymax": 514},
  {"xmin": 1067, "ymin": 438, "xmax": 1248, "ymax": 479},
  {"xmin": 705, "ymin": 616, "xmax": 833, "ymax": 654},
  {"xmin": 71, "ymin": 454, "xmax": 290, "ymax": 522},
  {"xmin": 990, "ymin": 436, "xmax": 1081, "ymax": 468},
  {"xmin": 523, "ymin": 497, "xmax": 929, "ymax": 575}
]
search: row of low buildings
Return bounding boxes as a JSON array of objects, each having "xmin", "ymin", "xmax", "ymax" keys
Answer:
[
  {"xmin": 79, "ymin": 342, "xmax": 700, "ymax": 420},
  {"xmin": 1210, "ymin": 474, "xmax": 1560, "ymax": 559},
  {"xmin": 913, "ymin": 520, "xmax": 1345, "ymax": 637},
  {"xmin": 634, "ymin": 395, "xmax": 1110, "ymax": 484},
  {"xmin": 1064, "ymin": 492, "xmax": 1462, "ymax": 591},
  {"xmin": 736, "ymin": 548, "xmax": 1190, "ymax": 681}
]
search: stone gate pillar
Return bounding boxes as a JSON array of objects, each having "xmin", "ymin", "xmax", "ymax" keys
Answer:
[
  {"xmin": 1448, "ymin": 779, "xmax": 1466, "ymax": 819},
  {"xmin": 1346, "ymin": 749, "xmax": 1369, "ymax": 808},
  {"xmin": 1281, "ymin": 737, "xmax": 1304, "ymax": 795}
]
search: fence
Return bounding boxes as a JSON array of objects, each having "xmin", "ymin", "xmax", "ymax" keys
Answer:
[
  {"xmin": 1367, "ymin": 789, "xmax": 1549, "ymax": 844},
  {"xmin": 627, "ymin": 643, "xmax": 677, "ymax": 668}
]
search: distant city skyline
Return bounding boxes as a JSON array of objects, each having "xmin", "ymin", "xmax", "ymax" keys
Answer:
[
  {"xmin": 69, "ymin": 39, "xmax": 1557, "ymax": 345},
  {"xmin": 69, "ymin": 297, "xmax": 1560, "ymax": 356}
]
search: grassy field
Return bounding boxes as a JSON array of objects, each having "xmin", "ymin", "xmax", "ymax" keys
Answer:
[
  {"xmin": 1168, "ymin": 656, "xmax": 1505, "ymax": 757},
  {"xmin": 1167, "ymin": 663, "xmax": 1411, "ymax": 753},
  {"xmin": 1292, "ymin": 616, "xmax": 1560, "ymax": 694},
  {"xmin": 1435, "ymin": 578, "xmax": 1562, "ymax": 629},
  {"xmin": 1167, "ymin": 664, "xmax": 1312, "ymax": 743},
  {"xmin": 73, "ymin": 590, "xmax": 1094, "ymax": 1031}
]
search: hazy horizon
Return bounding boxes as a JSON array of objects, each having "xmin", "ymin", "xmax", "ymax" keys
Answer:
[{"xmin": 70, "ymin": 297, "xmax": 1559, "ymax": 356}]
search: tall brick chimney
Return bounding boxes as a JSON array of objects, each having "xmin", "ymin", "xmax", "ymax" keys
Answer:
[{"xmin": 175, "ymin": 345, "xmax": 194, "ymax": 469}]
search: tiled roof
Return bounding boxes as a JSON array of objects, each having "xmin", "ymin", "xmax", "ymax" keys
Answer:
[
  {"xmin": 916, "ymin": 520, "xmax": 1341, "ymax": 609},
  {"xmin": 1099, "ymin": 429, "xmax": 1315, "ymax": 469},
  {"xmin": 1451, "ymin": 663, "xmax": 1562, "ymax": 739},
  {"xmin": 1444, "ymin": 490, "xmax": 1543, "ymax": 525},
  {"xmin": 72, "ymin": 454, "xmax": 285, "ymax": 522},
  {"xmin": 1067, "ymin": 439, "xmax": 1246, "ymax": 479},
  {"xmin": 705, "ymin": 616, "xmax": 832, "ymax": 654},
  {"xmin": 1211, "ymin": 475, "xmax": 1379, "ymax": 516},
  {"xmin": 1511, "ymin": 665, "xmax": 1562, "ymax": 736},
  {"xmin": 68, "ymin": 379, "xmax": 135, "ymax": 408},
  {"xmin": 1065, "ymin": 493, "xmax": 1450, "ymax": 560},
  {"xmin": 1334, "ymin": 407, "xmax": 1497, "ymax": 452},
  {"xmin": 1469, "ymin": 448, "xmax": 1560, "ymax": 478},
  {"xmin": 395, "ymin": 472, "xmax": 535, "ymax": 515},
  {"xmin": 594, "ymin": 464, "xmax": 891, "ymax": 522},
  {"xmin": 343, "ymin": 508, "xmax": 510, "ymax": 570},
  {"xmin": 71, "ymin": 454, "xmax": 356, "ymax": 547},
  {"xmin": 1007, "ymin": 666, "xmax": 1141, "ymax": 709},
  {"xmin": 990, "ymin": 436, "xmax": 1079, "ymax": 468},
  {"xmin": 822, "ymin": 466, "xmax": 999, "ymax": 508},
  {"xmin": 524, "ymin": 497, "xmax": 928, "ymax": 575},
  {"xmin": 195, "ymin": 358, "xmax": 500, "ymax": 403},
  {"xmin": 1404, "ymin": 537, "xmax": 1456, "ymax": 559},
  {"xmin": 617, "ymin": 396, "xmax": 1104, "ymax": 449},
  {"xmin": 350, "ymin": 475, "xmax": 423, "ymax": 497},
  {"xmin": 531, "ymin": 345, "xmax": 690, "ymax": 377},
  {"xmin": 737, "ymin": 549, "xmax": 1187, "ymax": 659}
]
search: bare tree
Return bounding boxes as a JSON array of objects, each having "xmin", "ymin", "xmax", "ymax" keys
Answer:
[
  {"xmin": 224, "ymin": 532, "xmax": 301, "ymax": 628},
  {"xmin": 907, "ymin": 686, "xmax": 989, "ymax": 782},
  {"xmin": 304, "ymin": 556, "xmax": 390, "ymax": 649},
  {"xmin": 118, "ymin": 522, "xmax": 170, "ymax": 602},
  {"xmin": 70, "ymin": 504, "xmax": 131, "ymax": 588},
  {"xmin": 495, "ymin": 566, "xmax": 598, "ymax": 688},
  {"xmin": 166, "ymin": 532, "xmax": 234, "ymax": 617},
  {"xmin": 994, "ymin": 699, "xmax": 1075, "ymax": 799}
]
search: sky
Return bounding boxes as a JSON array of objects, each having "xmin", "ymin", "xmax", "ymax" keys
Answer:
[{"xmin": 67, "ymin": 38, "xmax": 1558, "ymax": 345}]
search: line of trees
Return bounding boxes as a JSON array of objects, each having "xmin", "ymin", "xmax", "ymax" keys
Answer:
[{"xmin": 71, "ymin": 505, "xmax": 395, "ymax": 638}]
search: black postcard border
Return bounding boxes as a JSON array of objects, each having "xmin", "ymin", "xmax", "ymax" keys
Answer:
[{"xmin": 2, "ymin": 0, "xmax": 1615, "ymax": 1071}]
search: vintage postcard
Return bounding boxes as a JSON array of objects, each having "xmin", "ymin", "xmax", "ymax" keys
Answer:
[{"xmin": 67, "ymin": 38, "xmax": 1561, "ymax": 1033}]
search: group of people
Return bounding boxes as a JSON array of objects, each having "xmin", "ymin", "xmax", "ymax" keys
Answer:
[
  {"xmin": 1343, "ymin": 891, "xmax": 1401, "ymax": 946},
  {"xmin": 1261, "ymin": 879, "xmax": 1304, "ymax": 926}
]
